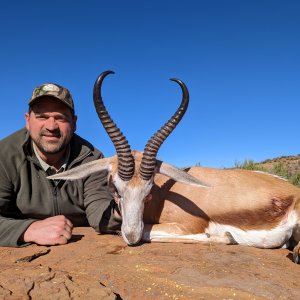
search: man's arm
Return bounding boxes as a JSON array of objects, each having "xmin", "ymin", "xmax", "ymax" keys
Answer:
[
  {"xmin": 0, "ymin": 161, "xmax": 35, "ymax": 246},
  {"xmin": 0, "ymin": 161, "xmax": 73, "ymax": 247}
]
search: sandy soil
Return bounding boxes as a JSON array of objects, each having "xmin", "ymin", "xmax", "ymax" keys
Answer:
[{"xmin": 0, "ymin": 227, "xmax": 299, "ymax": 299}]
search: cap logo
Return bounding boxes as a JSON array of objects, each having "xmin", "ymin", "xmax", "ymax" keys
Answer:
[{"xmin": 42, "ymin": 84, "xmax": 60, "ymax": 92}]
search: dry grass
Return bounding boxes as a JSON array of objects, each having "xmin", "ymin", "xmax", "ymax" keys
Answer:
[{"xmin": 234, "ymin": 155, "xmax": 300, "ymax": 187}]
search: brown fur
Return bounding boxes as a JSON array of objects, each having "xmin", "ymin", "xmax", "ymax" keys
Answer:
[
  {"xmin": 142, "ymin": 165, "xmax": 300, "ymax": 234},
  {"xmin": 210, "ymin": 196, "xmax": 295, "ymax": 231}
]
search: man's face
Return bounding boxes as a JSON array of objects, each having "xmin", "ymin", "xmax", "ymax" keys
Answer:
[{"xmin": 25, "ymin": 97, "xmax": 77, "ymax": 158}]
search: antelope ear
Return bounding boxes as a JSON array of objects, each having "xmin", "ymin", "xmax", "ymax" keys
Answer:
[
  {"xmin": 156, "ymin": 161, "xmax": 210, "ymax": 188},
  {"xmin": 47, "ymin": 157, "xmax": 113, "ymax": 181}
]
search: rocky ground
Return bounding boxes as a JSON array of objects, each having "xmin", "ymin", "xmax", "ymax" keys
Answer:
[{"xmin": 0, "ymin": 227, "xmax": 299, "ymax": 299}]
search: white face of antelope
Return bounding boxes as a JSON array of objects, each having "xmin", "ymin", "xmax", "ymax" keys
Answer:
[{"xmin": 110, "ymin": 172, "xmax": 153, "ymax": 245}]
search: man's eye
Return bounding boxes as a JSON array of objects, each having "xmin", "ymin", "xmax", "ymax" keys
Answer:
[
  {"xmin": 36, "ymin": 115, "xmax": 46, "ymax": 120},
  {"xmin": 56, "ymin": 117, "xmax": 65, "ymax": 121},
  {"xmin": 56, "ymin": 116, "xmax": 69, "ymax": 122}
]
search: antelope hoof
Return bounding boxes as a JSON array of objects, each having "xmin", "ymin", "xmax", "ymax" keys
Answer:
[
  {"xmin": 225, "ymin": 231, "xmax": 238, "ymax": 245},
  {"xmin": 292, "ymin": 245, "xmax": 300, "ymax": 264}
]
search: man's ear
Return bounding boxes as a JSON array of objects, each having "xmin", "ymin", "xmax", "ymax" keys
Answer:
[
  {"xmin": 25, "ymin": 113, "xmax": 30, "ymax": 131},
  {"xmin": 72, "ymin": 114, "xmax": 77, "ymax": 132}
]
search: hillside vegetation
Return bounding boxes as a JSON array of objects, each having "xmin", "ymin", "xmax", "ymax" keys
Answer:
[{"xmin": 234, "ymin": 154, "xmax": 300, "ymax": 187}]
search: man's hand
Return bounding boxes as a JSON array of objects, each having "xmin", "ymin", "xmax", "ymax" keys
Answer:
[{"xmin": 22, "ymin": 215, "xmax": 73, "ymax": 246}]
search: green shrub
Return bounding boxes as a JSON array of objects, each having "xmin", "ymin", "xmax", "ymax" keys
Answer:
[
  {"xmin": 290, "ymin": 172, "xmax": 300, "ymax": 187},
  {"xmin": 272, "ymin": 162, "xmax": 289, "ymax": 179},
  {"xmin": 234, "ymin": 159, "xmax": 266, "ymax": 171}
]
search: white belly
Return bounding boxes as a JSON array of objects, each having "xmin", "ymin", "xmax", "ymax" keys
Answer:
[{"xmin": 206, "ymin": 210, "xmax": 298, "ymax": 248}]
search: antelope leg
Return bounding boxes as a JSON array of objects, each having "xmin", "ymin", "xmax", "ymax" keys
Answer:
[{"xmin": 142, "ymin": 223, "xmax": 234, "ymax": 244}]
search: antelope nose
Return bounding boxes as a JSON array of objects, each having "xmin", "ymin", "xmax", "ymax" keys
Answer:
[{"xmin": 124, "ymin": 231, "xmax": 142, "ymax": 246}]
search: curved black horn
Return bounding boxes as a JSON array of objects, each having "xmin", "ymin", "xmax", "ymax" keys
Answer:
[
  {"xmin": 93, "ymin": 71, "xmax": 134, "ymax": 181},
  {"xmin": 139, "ymin": 78, "xmax": 189, "ymax": 180}
]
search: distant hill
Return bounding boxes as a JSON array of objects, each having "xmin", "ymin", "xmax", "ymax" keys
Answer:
[{"xmin": 234, "ymin": 154, "xmax": 300, "ymax": 187}]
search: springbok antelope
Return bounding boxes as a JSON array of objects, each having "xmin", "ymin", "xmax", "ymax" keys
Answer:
[{"xmin": 49, "ymin": 71, "xmax": 300, "ymax": 264}]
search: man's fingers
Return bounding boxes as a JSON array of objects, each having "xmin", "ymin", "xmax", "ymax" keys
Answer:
[
  {"xmin": 63, "ymin": 222, "xmax": 73, "ymax": 232},
  {"xmin": 56, "ymin": 215, "xmax": 73, "ymax": 229},
  {"xmin": 61, "ymin": 228, "xmax": 72, "ymax": 240},
  {"xmin": 53, "ymin": 227, "xmax": 72, "ymax": 245},
  {"xmin": 56, "ymin": 222, "xmax": 73, "ymax": 239},
  {"xmin": 53, "ymin": 215, "xmax": 73, "ymax": 227},
  {"xmin": 56, "ymin": 235, "xmax": 69, "ymax": 245},
  {"xmin": 66, "ymin": 219, "xmax": 73, "ymax": 229}
]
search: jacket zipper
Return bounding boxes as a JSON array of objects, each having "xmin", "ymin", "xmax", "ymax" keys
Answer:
[
  {"xmin": 51, "ymin": 150, "xmax": 92, "ymax": 215},
  {"xmin": 53, "ymin": 185, "xmax": 59, "ymax": 216}
]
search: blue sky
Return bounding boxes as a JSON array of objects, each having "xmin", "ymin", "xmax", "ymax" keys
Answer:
[{"xmin": 1, "ymin": 1, "xmax": 299, "ymax": 168}]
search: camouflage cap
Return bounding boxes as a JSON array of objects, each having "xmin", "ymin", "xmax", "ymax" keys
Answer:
[{"xmin": 28, "ymin": 83, "xmax": 74, "ymax": 111}]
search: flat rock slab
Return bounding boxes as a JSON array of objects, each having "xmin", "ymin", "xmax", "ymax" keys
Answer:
[{"xmin": 0, "ymin": 227, "xmax": 299, "ymax": 299}]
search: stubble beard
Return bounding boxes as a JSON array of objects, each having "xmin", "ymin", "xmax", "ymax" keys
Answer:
[{"xmin": 32, "ymin": 129, "xmax": 72, "ymax": 155}]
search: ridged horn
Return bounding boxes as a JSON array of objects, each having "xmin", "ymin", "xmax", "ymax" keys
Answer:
[
  {"xmin": 93, "ymin": 71, "xmax": 134, "ymax": 181},
  {"xmin": 140, "ymin": 78, "xmax": 189, "ymax": 180}
]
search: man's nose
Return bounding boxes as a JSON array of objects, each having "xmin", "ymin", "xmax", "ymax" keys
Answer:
[{"xmin": 45, "ymin": 117, "xmax": 59, "ymax": 130}]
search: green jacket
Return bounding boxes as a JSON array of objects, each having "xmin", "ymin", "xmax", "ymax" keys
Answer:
[{"xmin": 0, "ymin": 128, "xmax": 121, "ymax": 246}]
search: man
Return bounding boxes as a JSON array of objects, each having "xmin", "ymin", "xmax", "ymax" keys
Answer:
[{"xmin": 0, "ymin": 83, "xmax": 121, "ymax": 247}]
